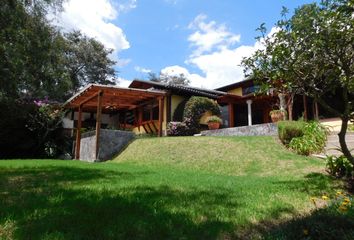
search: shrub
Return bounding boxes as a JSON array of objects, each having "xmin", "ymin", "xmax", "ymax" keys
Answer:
[
  {"xmin": 183, "ymin": 97, "xmax": 221, "ymax": 134},
  {"xmin": 326, "ymin": 155, "xmax": 354, "ymax": 178},
  {"xmin": 206, "ymin": 115, "xmax": 222, "ymax": 123},
  {"xmin": 0, "ymin": 99, "xmax": 71, "ymax": 158},
  {"xmin": 288, "ymin": 121, "xmax": 328, "ymax": 155},
  {"xmin": 167, "ymin": 121, "xmax": 191, "ymax": 136},
  {"xmin": 278, "ymin": 121, "xmax": 306, "ymax": 145}
]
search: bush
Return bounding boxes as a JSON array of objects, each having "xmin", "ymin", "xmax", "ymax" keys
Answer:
[
  {"xmin": 278, "ymin": 121, "xmax": 306, "ymax": 145},
  {"xmin": 183, "ymin": 97, "xmax": 220, "ymax": 134},
  {"xmin": 167, "ymin": 121, "xmax": 191, "ymax": 136},
  {"xmin": 326, "ymin": 155, "xmax": 354, "ymax": 178},
  {"xmin": 288, "ymin": 121, "xmax": 328, "ymax": 155},
  {"xmin": 206, "ymin": 115, "xmax": 222, "ymax": 123},
  {"xmin": 0, "ymin": 99, "xmax": 71, "ymax": 159}
]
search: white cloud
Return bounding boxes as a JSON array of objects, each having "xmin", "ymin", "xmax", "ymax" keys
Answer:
[
  {"xmin": 160, "ymin": 65, "xmax": 208, "ymax": 88},
  {"xmin": 117, "ymin": 77, "xmax": 132, "ymax": 88},
  {"xmin": 116, "ymin": 0, "xmax": 137, "ymax": 12},
  {"xmin": 134, "ymin": 66, "xmax": 152, "ymax": 73},
  {"xmin": 188, "ymin": 14, "xmax": 241, "ymax": 57},
  {"xmin": 51, "ymin": 0, "xmax": 131, "ymax": 61},
  {"xmin": 174, "ymin": 15, "xmax": 279, "ymax": 89}
]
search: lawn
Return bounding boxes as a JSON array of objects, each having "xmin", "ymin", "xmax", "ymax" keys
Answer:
[{"xmin": 0, "ymin": 136, "xmax": 352, "ymax": 239}]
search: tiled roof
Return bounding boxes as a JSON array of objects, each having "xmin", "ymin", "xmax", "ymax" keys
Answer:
[{"xmin": 129, "ymin": 80, "xmax": 226, "ymax": 99}]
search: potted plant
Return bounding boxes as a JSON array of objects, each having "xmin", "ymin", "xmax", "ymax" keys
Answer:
[
  {"xmin": 206, "ymin": 116, "xmax": 222, "ymax": 130},
  {"xmin": 269, "ymin": 109, "xmax": 287, "ymax": 123}
]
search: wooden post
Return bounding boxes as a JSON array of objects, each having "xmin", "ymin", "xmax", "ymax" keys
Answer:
[
  {"xmin": 166, "ymin": 95, "xmax": 171, "ymax": 122},
  {"xmin": 158, "ymin": 97, "xmax": 164, "ymax": 137},
  {"xmin": 95, "ymin": 91, "xmax": 103, "ymax": 160},
  {"xmin": 75, "ymin": 106, "xmax": 82, "ymax": 160},
  {"xmin": 150, "ymin": 105, "xmax": 153, "ymax": 121},
  {"xmin": 228, "ymin": 103, "xmax": 234, "ymax": 127},
  {"xmin": 123, "ymin": 111, "xmax": 127, "ymax": 130},
  {"xmin": 138, "ymin": 107, "xmax": 143, "ymax": 132},
  {"xmin": 303, "ymin": 95, "xmax": 308, "ymax": 121}
]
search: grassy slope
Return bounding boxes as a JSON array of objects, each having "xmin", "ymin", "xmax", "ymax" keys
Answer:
[
  {"xmin": 115, "ymin": 136, "xmax": 323, "ymax": 177},
  {"xmin": 0, "ymin": 136, "xmax": 351, "ymax": 239}
]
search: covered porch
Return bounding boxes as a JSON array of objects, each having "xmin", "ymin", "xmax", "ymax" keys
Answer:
[
  {"xmin": 218, "ymin": 94, "xmax": 275, "ymax": 128},
  {"xmin": 64, "ymin": 84, "xmax": 166, "ymax": 160}
]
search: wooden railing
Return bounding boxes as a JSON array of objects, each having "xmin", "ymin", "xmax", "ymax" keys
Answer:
[{"xmin": 136, "ymin": 120, "xmax": 159, "ymax": 134}]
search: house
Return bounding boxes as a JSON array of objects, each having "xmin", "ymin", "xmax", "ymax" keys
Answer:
[{"xmin": 64, "ymin": 78, "xmax": 327, "ymax": 159}]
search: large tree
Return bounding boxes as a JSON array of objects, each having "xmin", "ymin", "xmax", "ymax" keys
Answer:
[
  {"xmin": 0, "ymin": 0, "xmax": 117, "ymax": 101},
  {"xmin": 242, "ymin": 0, "xmax": 354, "ymax": 162},
  {"xmin": 63, "ymin": 31, "xmax": 117, "ymax": 95}
]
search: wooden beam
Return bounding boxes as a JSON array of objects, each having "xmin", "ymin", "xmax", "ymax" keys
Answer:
[
  {"xmin": 146, "ymin": 121, "xmax": 153, "ymax": 133},
  {"xmin": 166, "ymin": 95, "xmax": 171, "ymax": 122},
  {"xmin": 75, "ymin": 106, "xmax": 82, "ymax": 160},
  {"xmin": 228, "ymin": 103, "xmax": 235, "ymax": 127},
  {"xmin": 150, "ymin": 121, "xmax": 158, "ymax": 133},
  {"xmin": 95, "ymin": 91, "xmax": 103, "ymax": 160},
  {"xmin": 123, "ymin": 111, "xmax": 127, "ymax": 130},
  {"xmin": 78, "ymin": 90, "xmax": 101, "ymax": 107},
  {"xmin": 303, "ymin": 95, "xmax": 308, "ymax": 121},
  {"xmin": 142, "ymin": 124, "xmax": 148, "ymax": 133},
  {"xmin": 138, "ymin": 107, "xmax": 143, "ymax": 132},
  {"xmin": 158, "ymin": 97, "xmax": 164, "ymax": 137}
]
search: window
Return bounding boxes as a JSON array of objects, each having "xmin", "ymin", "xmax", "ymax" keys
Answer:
[{"xmin": 242, "ymin": 85, "xmax": 260, "ymax": 95}]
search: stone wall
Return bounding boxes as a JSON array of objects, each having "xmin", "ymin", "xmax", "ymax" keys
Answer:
[
  {"xmin": 200, "ymin": 123, "xmax": 278, "ymax": 137},
  {"xmin": 80, "ymin": 129, "xmax": 135, "ymax": 162}
]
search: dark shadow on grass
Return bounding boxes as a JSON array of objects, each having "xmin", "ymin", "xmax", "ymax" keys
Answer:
[
  {"xmin": 273, "ymin": 172, "xmax": 341, "ymax": 195},
  {"xmin": 238, "ymin": 207, "xmax": 354, "ymax": 240},
  {"xmin": 235, "ymin": 172, "xmax": 353, "ymax": 240},
  {"xmin": 0, "ymin": 165, "xmax": 235, "ymax": 239}
]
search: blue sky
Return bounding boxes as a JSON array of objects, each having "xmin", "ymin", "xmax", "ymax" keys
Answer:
[{"xmin": 55, "ymin": 0, "xmax": 317, "ymax": 88}]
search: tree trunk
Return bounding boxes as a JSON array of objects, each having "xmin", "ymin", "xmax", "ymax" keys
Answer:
[
  {"xmin": 287, "ymin": 93, "xmax": 295, "ymax": 121},
  {"xmin": 279, "ymin": 93, "xmax": 287, "ymax": 120},
  {"xmin": 338, "ymin": 117, "xmax": 354, "ymax": 164}
]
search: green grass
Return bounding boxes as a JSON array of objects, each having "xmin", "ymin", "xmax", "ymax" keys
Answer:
[{"xmin": 0, "ymin": 136, "xmax": 352, "ymax": 239}]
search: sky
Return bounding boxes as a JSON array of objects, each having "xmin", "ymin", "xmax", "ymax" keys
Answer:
[{"xmin": 52, "ymin": 0, "xmax": 318, "ymax": 89}]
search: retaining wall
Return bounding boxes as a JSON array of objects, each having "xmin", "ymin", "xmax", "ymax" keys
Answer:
[
  {"xmin": 80, "ymin": 129, "xmax": 135, "ymax": 162},
  {"xmin": 200, "ymin": 123, "xmax": 278, "ymax": 137}
]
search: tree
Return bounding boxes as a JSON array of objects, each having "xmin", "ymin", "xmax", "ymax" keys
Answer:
[
  {"xmin": 242, "ymin": 0, "xmax": 354, "ymax": 163},
  {"xmin": 64, "ymin": 31, "xmax": 117, "ymax": 95},
  {"xmin": 0, "ymin": 0, "xmax": 118, "ymax": 101},
  {"xmin": 148, "ymin": 72, "xmax": 190, "ymax": 85}
]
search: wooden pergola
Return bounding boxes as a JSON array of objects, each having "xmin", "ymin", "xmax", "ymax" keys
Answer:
[{"xmin": 64, "ymin": 84, "xmax": 166, "ymax": 160}]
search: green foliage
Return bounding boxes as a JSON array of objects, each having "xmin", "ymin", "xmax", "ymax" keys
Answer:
[
  {"xmin": 241, "ymin": 0, "xmax": 354, "ymax": 161},
  {"xmin": 288, "ymin": 121, "xmax": 328, "ymax": 155},
  {"xmin": 183, "ymin": 96, "xmax": 221, "ymax": 134},
  {"xmin": 0, "ymin": 99, "xmax": 70, "ymax": 159},
  {"xmin": 167, "ymin": 121, "xmax": 192, "ymax": 136},
  {"xmin": 27, "ymin": 104, "xmax": 71, "ymax": 158},
  {"xmin": 0, "ymin": 0, "xmax": 117, "ymax": 101},
  {"xmin": 326, "ymin": 155, "xmax": 354, "ymax": 178},
  {"xmin": 64, "ymin": 31, "xmax": 117, "ymax": 94},
  {"xmin": 206, "ymin": 115, "xmax": 222, "ymax": 123},
  {"xmin": 278, "ymin": 121, "xmax": 306, "ymax": 145}
]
